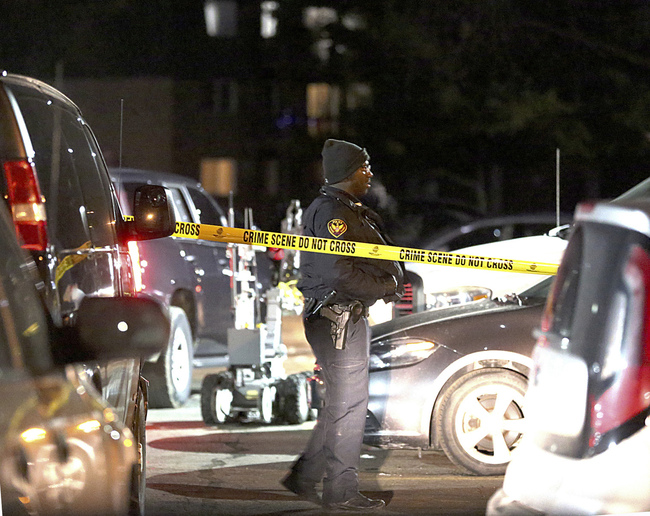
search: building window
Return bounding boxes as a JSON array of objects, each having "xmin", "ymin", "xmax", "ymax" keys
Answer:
[
  {"xmin": 212, "ymin": 79, "xmax": 238, "ymax": 114},
  {"xmin": 261, "ymin": 1, "xmax": 279, "ymax": 38},
  {"xmin": 347, "ymin": 82, "xmax": 372, "ymax": 110},
  {"xmin": 303, "ymin": 6, "xmax": 337, "ymax": 29},
  {"xmin": 303, "ymin": 6, "xmax": 337, "ymax": 62},
  {"xmin": 307, "ymin": 83, "xmax": 340, "ymax": 136},
  {"xmin": 204, "ymin": 0, "xmax": 238, "ymax": 38},
  {"xmin": 201, "ymin": 157, "xmax": 238, "ymax": 196},
  {"xmin": 341, "ymin": 12, "xmax": 366, "ymax": 31}
]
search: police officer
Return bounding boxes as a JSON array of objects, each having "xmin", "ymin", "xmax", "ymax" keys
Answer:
[{"xmin": 281, "ymin": 139, "xmax": 404, "ymax": 511}]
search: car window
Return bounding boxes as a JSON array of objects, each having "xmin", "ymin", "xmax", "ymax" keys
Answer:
[
  {"xmin": 114, "ymin": 181, "xmax": 139, "ymax": 216},
  {"xmin": 8, "ymin": 84, "xmax": 115, "ymax": 248},
  {"xmin": 187, "ymin": 186, "xmax": 226, "ymax": 226},
  {"xmin": 443, "ymin": 227, "xmax": 505, "ymax": 250},
  {"xmin": 77, "ymin": 125, "xmax": 118, "ymax": 246},
  {"xmin": 545, "ymin": 226, "xmax": 583, "ymax": 338},
  {"xmin": 167, "ymin": 187, "xmax": 193, "ymax": 223}
]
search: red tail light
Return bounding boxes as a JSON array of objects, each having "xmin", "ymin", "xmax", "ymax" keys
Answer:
[
  {"xmin": 393, "ymin": 282, "xmax": 414, "ymax": 317},
  {"xmin": 3, "ymin": 159, "xmax": 48, "ymax": 251},
  {"xmin": 589, "ymin": 245, "xmax": 650, "ymax": 448},
  {"xmin": 127, "ymin": 240, "xmax": 144, "ymax": 292}
]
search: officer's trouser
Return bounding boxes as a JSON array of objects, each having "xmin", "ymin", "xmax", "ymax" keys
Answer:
[{"xmin": 291, "ymin": 311, "xmax": 370, "ymax": 504}]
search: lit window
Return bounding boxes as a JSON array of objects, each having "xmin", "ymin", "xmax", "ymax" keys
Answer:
[
  {"xmin": 306, "ymin": 83, "xmax": 340, "ymax": 136},
  {"xmin": 303, "ymin": 6, "xmax": 338, "ymax": 62},
  {"xmin": 314, "ymin": 38, "xmax": 333, "ymax": 62},
  {"xmin": 201, "ymin": 158, "xmax": 237, "ymax": 196},
  {"xmin": 261, "ymin": 1, "xmax": 279, "ymax": 38},
  {"xmin": 303, "ymin": 7, "xmax": 337, "ymax": 29},
  {"xmin": 341, "ymin": 13, "xmax": 366, "ymax": 30},
  {"xmin": 204, "ymin": 0, "xmax": 238, "ymax": 38}
]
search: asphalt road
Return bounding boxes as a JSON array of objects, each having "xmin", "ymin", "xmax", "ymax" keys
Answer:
[
  {"xmin": 145, "ymin": 395, "xmax": 503, "ymax": 516},
  {"xmin": 146, "ymin": 313, "xmax": 502, "ymax": 515}
]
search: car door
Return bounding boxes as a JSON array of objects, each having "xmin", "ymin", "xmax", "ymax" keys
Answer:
[{"xmin": 179, "ymin": 184, "xmax": 233, "ymax": 356}]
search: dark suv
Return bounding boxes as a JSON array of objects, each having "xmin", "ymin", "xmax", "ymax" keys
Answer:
[
  {"xmin": 488, "ymin": 197, "xmax": 650, "ymax": 515},
  {"xmin": 110, "ymin": 167, "xmax": 271, "ymax": 408},
  {"xmin": 0, "ymin": 73, "xmax": 174, "ymax": 514},
  {"xmin": 0, "ymin": 200, "xmax": 169, "ymax": 516}
]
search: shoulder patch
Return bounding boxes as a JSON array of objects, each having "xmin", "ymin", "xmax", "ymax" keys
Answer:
[{"xmin": 327, "ymin": 218, "xmax": 348, "ymax": 238}]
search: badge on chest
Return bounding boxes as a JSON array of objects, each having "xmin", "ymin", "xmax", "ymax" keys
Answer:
[{"xmin": 327, "ymin": 218, "xmax": 348, "ymax": 238}]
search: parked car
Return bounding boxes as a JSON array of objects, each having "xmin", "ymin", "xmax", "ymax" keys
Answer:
[
  {"xmin": 110, "ymin": 167, "xmax": 272, "ymax": 408},
  {"xmin": 0, "ymin": 72, "xmax": 174, "ymax": 514},
  {"xmin": 407, "ymin": 225, "xmax": 569, "ymax": 312},
  {"xmin": 361, "ymin": 277, "xmax": 552, "ymax": 475},
  {"xmin": 367, "ymin": 225, "xmax": 568, "ymax": 326},
  {"xmin": 421, "ymin": 212, "xmax": 573, "ymax": 252},
  {"xmin": 487, "ymin": 198, "xmax": 650, "ymax": 515},
  {"xmin": 0, "ymin": 199, "xmax": 169, "ymax": 515}
]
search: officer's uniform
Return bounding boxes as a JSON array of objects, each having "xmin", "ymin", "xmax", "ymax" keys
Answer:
[{"xmin": 286, "ymin": 164, "xmax": 404, "ymax": 508}]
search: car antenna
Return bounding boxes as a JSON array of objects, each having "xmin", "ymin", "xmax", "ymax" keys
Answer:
[
  {"xmin": 556, "ymin": 148, "xmax": 560, "ymax": 227},
  {"xmin": 119, "ymin": 98, "xmax": 124, "ymax": 169}
]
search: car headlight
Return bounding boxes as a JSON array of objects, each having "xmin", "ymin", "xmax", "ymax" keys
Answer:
[
  {"xmin": 425, "ymin": 286, "xmax": 491, "ymax": 310},
  {"xmin": 369, "ymin": 337, "xmax": 438, "ymax": 371}
]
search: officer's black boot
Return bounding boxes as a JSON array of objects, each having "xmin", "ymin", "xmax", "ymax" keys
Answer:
[{"xmin": 326, "ymin": 492, "xmax": 386, "ymax": 511}]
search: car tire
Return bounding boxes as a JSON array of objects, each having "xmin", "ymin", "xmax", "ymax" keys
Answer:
[
  {"xmin": 128, "ymin": 378, "xmax": 147, "ymax": 516},
  {"xmin": 143, "ymin": 306, "xmax": 193, "ymax": 409},
  {"xmin": 280, "ymin": 373, "xmax": 310, "ymax": 424},
  {"xmin": 260, "ymin": 386, "xmax": 274, "ymax": 424},
  {"xmin": 436, "ymin": 369, "xmax": 527, "ymax": 476},
  {"xmin": 200, "ymin": 372, "xmax": 234, "ymax": 425}
]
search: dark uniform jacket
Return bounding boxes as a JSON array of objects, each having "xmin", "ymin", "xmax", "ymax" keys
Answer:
[{"xmin": 297, "ymin": 185, "xmax": 404, "ymax": 307}]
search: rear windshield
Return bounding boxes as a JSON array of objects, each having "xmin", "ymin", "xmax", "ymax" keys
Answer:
[
  {"xmin": 543, "ymin": 225, "xmax": 583, "ymax": 339},
  {"xmin": 545, "ymin": 222, "xmax": 645, "ymax": 359},
  {"xmin": 7, "ymin": 82, "xmax": 117, "ymax": 248}
]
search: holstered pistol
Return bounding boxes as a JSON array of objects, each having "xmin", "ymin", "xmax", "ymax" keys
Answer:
[{"xmin": 320, "ymin": 305, "xmax": 351, "ymax": 349}]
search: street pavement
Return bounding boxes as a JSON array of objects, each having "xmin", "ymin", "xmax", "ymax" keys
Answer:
[
  {"xmin": 146, "ymin": 313, "xmax": 502, "ymax": 515},
  {"xmin": 145, "ymin": 398, "xmax": 502, "ymax": 516}
]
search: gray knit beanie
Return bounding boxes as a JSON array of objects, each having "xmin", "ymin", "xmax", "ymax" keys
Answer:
[{"xmin": 321, "ymin": 139, "xmax": 370, "ymax": 184}]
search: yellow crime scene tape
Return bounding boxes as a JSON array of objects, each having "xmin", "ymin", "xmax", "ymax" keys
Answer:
[{"xmin": 168, "ymin": 221, "xmax": 559, "ymax": 275}]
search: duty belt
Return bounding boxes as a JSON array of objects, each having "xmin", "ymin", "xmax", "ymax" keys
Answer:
[{"xmin": 329, "ymin": 302, "xmax": 369, "ymax": 318}]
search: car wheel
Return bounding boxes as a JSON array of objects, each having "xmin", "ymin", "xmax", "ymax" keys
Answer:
[
  {"xmin": 280, "ymin": 373, "xmax": 310, "ymax": 424},
  {"xmin": 260, "ymin": 386, "xmax": 274, "ymax": 424},
  {"xmin": 128, "ymin": 379, "xmax": 147, "ymax": 516},
  {"xmin": 436, "ymin": 369, "xmax": 527, "ymax": 476},
  {"xmin": 143, "ymin": 306, "xmax": 193, "ymax": 408},
  {"xmin": 200, "ymin": 372, "xmax": 234, "ymax": 424}
]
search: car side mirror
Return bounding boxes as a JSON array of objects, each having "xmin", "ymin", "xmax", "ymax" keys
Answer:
[
  {"xmin": 50, "ymin": 296, "xmax": 170, "ymax": 365},
  {"xmin": 132, "ymin": 185, "xmax": 176, "ymax": 240}
]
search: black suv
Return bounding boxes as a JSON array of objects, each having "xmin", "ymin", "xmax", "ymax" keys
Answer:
[
  {"xmin": 0, "ymin": 73, "xmax": 174, "ymax": 514},
  {"xmin": 0, "ymin": 200, "xmax": 169, "ymax": 516},
  {"xmin": 110, "ymin": 167, "xmax": 271, "ymax": 408}
]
